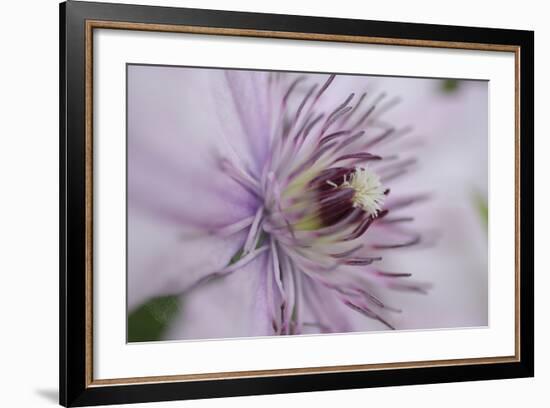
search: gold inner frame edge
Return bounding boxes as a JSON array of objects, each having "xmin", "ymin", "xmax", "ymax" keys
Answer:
[{"xmin": 84, "ymin": 20, "xmax": 521, "ymax": 388}]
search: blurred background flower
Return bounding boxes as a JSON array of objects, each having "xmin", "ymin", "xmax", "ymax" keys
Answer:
[{"xmin": 127, "ymin": 65, "xmax": 488, "ymax": 342}]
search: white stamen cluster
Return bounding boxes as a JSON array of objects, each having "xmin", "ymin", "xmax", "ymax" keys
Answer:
[{"xmin": 337, "ymin": 167, "xmax": 386, "ymax": 216}]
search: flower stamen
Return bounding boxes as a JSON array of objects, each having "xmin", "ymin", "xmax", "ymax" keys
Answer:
[{"xmin": 328, "ymin": 167, "xmax": 386, "ymax": 216}]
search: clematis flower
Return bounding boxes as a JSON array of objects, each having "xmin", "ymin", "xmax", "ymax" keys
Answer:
[{"xmin": 127, "ymin": 66, "xmax": 486, "ymax": 340}]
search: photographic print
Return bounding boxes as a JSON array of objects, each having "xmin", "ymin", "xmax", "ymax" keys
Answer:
[
  {"xmin": 126, "ymin": 65, "xmax": 489, "ymax": 342},
  {"xmin": 60, "ymin": 4, "xmax": 533, "ymax": 405}
]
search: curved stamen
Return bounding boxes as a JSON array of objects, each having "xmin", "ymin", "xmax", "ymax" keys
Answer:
[
  {"xmin": 243, "ymin": 206, "xmax": 265, "ymax": 253},
  {"xmin": 186, "ymin": 246, "xmax": 269, "ymax": 293},
  {"xmin": 342, "ymin": 256, "xmax": 382, "ymax": 266},
  {"xmin": 212, "ymin": 215, "xmax": 255, "ymax": 237},
  {"xmin": 321, "ymin": 105, "xmax": 353, "ymax": 135},
  {"xmin": 253, "ymin": 73, "xmax": 430, "ymax": 333},
  {"xmin": 318, "ymin": 130, "xmax": 353, "ymax": 147},
  {"xmin": 315, "ymin": 74, "xmax": 336, "ymax": 102},
  {"xmin": 325, "ymin": 93, "xmax": 355, "ymax": 125},
  {"xmin": 343, "ymin": 300, "xmax": 395, "ymax": 330},
  {"xmin": 219, "ymin": 158, "xmax": 262, "ymax": 197},
  {"xmin": 282, "ymin": 76, "xmax": 307, "ymax": 105},
  {"xmin": 372, "ymin": 234, "xmax": 421, "ymax": 249},
  {"xmin": 341, "ymin": 91, "xmax": 367, "ymax": 124}
]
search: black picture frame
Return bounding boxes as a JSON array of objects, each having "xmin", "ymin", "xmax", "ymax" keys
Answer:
[{"xmin": 60, "ymin": 1, "xmax": 534, "ymax": 406}]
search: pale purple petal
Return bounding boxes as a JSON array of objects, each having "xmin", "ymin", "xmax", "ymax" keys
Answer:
[
  {"xmin": 210, "ymin": 70, "xmax": 274, "ymax": 173},
  {"xmin": 128, "ymin": 65, "xmax": 261, "ymax": 229},
  {"xmin": 126, "ymin": 65, "xmax": 489, "ymax": 338},
  {"xmin": 163, "ymin": 253, "xmax": 273, "ymax": 340},
  {"xmin": 127, "ymin": 210, "xmax": 246, "ymax": 311},
  {"xmin": 299, "ymin": 274, "xmax": 356, "ymax": 334}
]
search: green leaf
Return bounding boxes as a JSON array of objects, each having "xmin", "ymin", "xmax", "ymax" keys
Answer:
[
  {"xmin": 440, "ymin": 79, "xmax": 460, "ymax": 94},
  {"xmin": 127, "ymin": 296, "xmax": 180, "ymax": 342},
  {"xmin": 473, "ymin": 191, "xmax": 488, "ymax": 230},
  {"xmin": 127, "ymin": 241, "xmax": 266, "ymax": 342}
]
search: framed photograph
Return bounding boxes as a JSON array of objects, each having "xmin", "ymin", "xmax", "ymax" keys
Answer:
[{"xmin": 60, "ymin": 1, "xmax": 534, "ymax": 406}]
